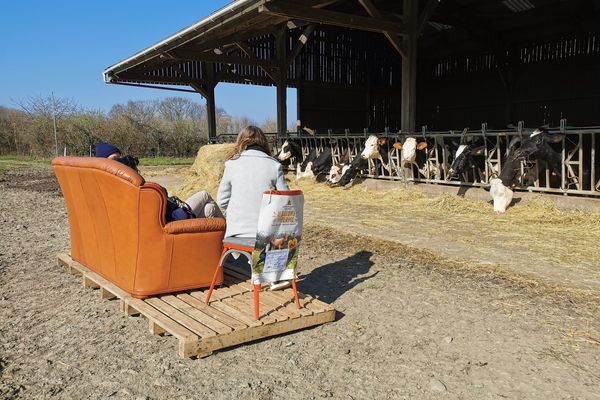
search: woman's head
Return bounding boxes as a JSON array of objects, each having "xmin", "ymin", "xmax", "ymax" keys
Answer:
[{"xmin": 233, "ymin": 126, "xmax": 271, "ymax": 158}]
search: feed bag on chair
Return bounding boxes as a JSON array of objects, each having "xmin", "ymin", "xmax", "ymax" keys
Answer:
[{"xmin": 251, "ymin": 190, "xmax": 304, "ymax": 285}]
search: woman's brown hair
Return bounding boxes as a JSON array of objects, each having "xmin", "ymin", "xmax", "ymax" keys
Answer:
[{"xmin": 231, "ymin": 126, "xmax": 272, "ymax": 159}]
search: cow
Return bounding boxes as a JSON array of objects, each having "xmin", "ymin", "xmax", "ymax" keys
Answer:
[
  {"xmin": 277, "ymin": 139, "xmax": 303, "ymax": 169},
  {"xmin": 447, "ymin": 142, "xmax": 486, "ymax": 180},
  {"xmin": 310, "ymin": 146, "xmax": 333, "ymax": 181},
  {"xmin": 490, "ymin": 127, "xmax": 564, "ymax": 212},
  {"xmin": 326, "ymin": 148, "xmax": 351, "ymax": 184},
  {"xmin": 296, "ymin": 147, "xmax": 317, "ymax": 179},
  {"xmin": 360, "ymin": 135, "xmax": 393, "ymax": 174},
  {"xmin": 295, "ymin": 145, "xmax": 332, "ymax": 181},
  {"xmin": 338, "ymin": 155, "xmax": 369, "ymax": 186},
  {"xmin": 393, "ymin": 137, "xmax": 430, "ymax": 179}
]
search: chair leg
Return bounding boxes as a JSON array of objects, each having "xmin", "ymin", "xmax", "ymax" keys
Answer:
[
  {"xmin": 254, "ymin": 284, "xmax": 261, "ymax": 320},
  {"xmin": 205, "ymin": 248, "xmax": 227, "ymax": 304},
  {"xmin": 291, "ymin": 279, "xmax": 300, "ymax": 309}
]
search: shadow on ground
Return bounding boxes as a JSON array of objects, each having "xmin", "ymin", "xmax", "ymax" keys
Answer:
[{"xmin": 299, "ymin": 250, "xmax": 378, "ymax": 304}]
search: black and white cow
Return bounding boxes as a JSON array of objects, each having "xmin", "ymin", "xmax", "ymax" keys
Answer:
[
  {"xmin": 294, "ymin": 145, "xmax": 333, "ymax": 181},
  {"xmin": 296, "ymin": 147, "xmax": 317, "ymax": 179},
  {"xmin": 326, "ymin": 148, "xmax": 351, "ymax": 184},
  {"xmin": 311, "ymin": 146, "xmax": 333, "ymax": 181},
  {"xmin": 338, "ymin": 155, "xmax": 369, "ymax": 186},
  {"xmin": 447, "ymin": 142, "xmax": 486, "ymax": 179},
  {"xmin": 490, "ymin": 127, "xmax": 564, "ymax": 212},
  {"xmin": 277, "ymin": 139, "xmax": 303, "ymax": 170}
]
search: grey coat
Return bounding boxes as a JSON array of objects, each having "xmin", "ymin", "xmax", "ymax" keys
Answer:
[{"xmin": 217, "ymin": 149, "xmax": 289, "ymax": 238}]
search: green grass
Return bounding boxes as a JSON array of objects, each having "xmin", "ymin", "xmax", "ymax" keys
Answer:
[
  {"xmin": 138, "ymin": 157, "xmax": 195, "ymax": 166},
  {"xmin": 0, "ymin": 155, "xmax": 194, "ymax": 175},
  {"xmin": 0, "ymin": 155, "xmax": 50, "ymax": 175}
]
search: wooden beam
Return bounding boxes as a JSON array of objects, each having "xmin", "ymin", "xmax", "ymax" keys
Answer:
[
  {"xmin": 357, "ymin": 0, "xmax": 406, "ymax": 58},
  {"xmin": 180, "ymin": 27, "xmax": 277, "ymax": 54},
  {"xmin": 401, "ymin": 0, "xmax": 418, "ymax": 133},
  {"xmin": 417, "ymin": 0, "xmax": 442, "ymax": 35},
  {"xmin": 303, "ymin": 0, "xmax": 343, "ymax": 8},
  {"xmin": 116, "ymin": 74, "xmax": 201, "ymax": 86},
  {"xmin": 235, "ymin": 41, "xmax": 278, "ymax": 82},
  {"xmin": 171, "ymin": 49, "xmax": 277, "ymax": 68},
  {"xmin": 287, "ymin": 24, "xmax": 316, "ymax": 66},
  {"xmin": 276, "ymin": 28, "xmax": 288, "ymax": 135},
  {"xmin": 204, "ymin": 63, "xmax": 217, "ymax": 142},
  {"xmin": 259, "ymin": 1, "xmax": 407, "ymax": 36}
]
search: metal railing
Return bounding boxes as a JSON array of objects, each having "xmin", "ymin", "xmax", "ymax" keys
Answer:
[{"xmin": 215, "ymin": 120, "xmax": 600, "ymax": 197}]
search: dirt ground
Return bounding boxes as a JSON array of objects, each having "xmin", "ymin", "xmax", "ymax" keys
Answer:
[{"xmin": 1, "ymin": 166, "xmax": 600, "ymax": 399}]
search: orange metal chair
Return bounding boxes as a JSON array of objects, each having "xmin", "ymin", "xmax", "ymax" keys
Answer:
[{"xmin": 205, "ymin": 236, "xmax": 300, "ymax": 320}]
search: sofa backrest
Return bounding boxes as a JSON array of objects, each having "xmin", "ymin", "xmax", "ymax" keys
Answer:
[{"xmin": 52, "ymin": 156, "xmax": 147, "ymax": 290}]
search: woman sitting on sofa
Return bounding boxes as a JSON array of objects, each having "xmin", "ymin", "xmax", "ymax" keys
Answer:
[{"xmin": 95, "ymin": 143, "xmax": 222, "ymax": 220}]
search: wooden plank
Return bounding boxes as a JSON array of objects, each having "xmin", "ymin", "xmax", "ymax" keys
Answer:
[
  {"xmin": 259, "ymin": 292, "xmax": 304, "ymax": 319},
  {"xmin": 267, "ymin": 290, "xmax": 315, "ymax": 317},
  {"xmin": 100, "ymin": 287, "xmax": 116, "ymax": 300},
  {"xmin": 357, "ymin": 0, "xmax": 406, "ymax": 58},
  {"xmin": 123, "ymin": 297, "xmax": 198, "ymax": 342},
  {"xmin": 223, "ymin": 296, "xmax": 277, "ymax": 325},
  {"xmin": 208, "ymin": 299, "xmax": 263, "ymax": 327},
  {"xmin": 259, "ymin": 2, "xmax": 407, "ymax": 36},
  {"xmin": 239, "ymin": 292, "xmax": 290, "ymax": 323},
  {"xmin": 83, "ymin": 270, "xmax": 130, "ymax": 300},
  {"xmin": 177, "ymin": 293, "xmax": 248, "ymax": 331},
  {"xmin": 57, "ymin": 253, "xmax": 88, "ymax": 276},
  {"xmin": 83, "ymin": 276, "xmax": 100, "ymax": 289},
  {"xmin": 161, "ymin": 295, "xmax": 233, "ymax": 335},
  {"xmin": 232, "ymin": 280, "xmax": 308, "ymax": 318},
  {"xmin": 145, "ymin": 298, "xmax": 217, "ymax": 338},
  {"xmin": 188, "ymin": 308, "xmax": 336, "ymax": 357}
]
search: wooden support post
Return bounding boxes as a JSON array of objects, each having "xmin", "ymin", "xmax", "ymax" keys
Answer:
[
  {"xmin": 205, "ymin": 63, "xmax": 218, "ymax": 142},
  {"xmin": 401, "ymin": 0, "xmax": 418, "ymax": 134},
  {"xmin": 206, "ymin": 86, "xmax": 217, "ymax": 142},
  {"xmin": 276, "ymin": 28, "xmax": 288, "ymax": 135}
]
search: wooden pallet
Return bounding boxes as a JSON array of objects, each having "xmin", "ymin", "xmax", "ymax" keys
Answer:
[{"xmin": 56, "ymin": 253, "xmax": 335, "ymax": 358}]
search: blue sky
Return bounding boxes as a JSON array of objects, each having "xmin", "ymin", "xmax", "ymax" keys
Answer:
[{"xmin": 0, "ymin": 0, "xmax": 296, "ymax": 125}]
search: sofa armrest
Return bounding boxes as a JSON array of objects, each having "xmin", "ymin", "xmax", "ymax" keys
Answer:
[{"xmin": 163, "ymin": 217, "xmax": 226, "ymax": 234}]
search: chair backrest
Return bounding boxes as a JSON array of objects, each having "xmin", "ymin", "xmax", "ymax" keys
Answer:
[{"xmin": 52, "ymin": 156, "xmax": 145, "ymax": 288}]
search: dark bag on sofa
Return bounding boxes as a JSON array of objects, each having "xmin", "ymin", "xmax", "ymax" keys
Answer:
[{"xmin": 166, "ymin": 196, "xmax": 196, "ymax": 222}]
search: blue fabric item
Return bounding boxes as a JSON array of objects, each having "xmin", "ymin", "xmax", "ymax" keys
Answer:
[
  {"xmin": 95, "ymin": 143, "xmax": 121, "ymax": 158},
  {"xmin": 171, "ymin": 207, "xmax": 194, "ymax": 221}
]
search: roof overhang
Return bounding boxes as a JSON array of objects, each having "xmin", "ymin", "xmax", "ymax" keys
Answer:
[{"xmin": 103, "ymin": 0, "xmax": 266, "ymax": 83}]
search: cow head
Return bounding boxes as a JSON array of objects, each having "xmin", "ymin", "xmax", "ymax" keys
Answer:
[
  {"xmin": 448, "ymin": 144, "xmax": 485, "ymax": 177},
  {"xmin": 277, "ymin": 140, "xmax": 292, "ymax": 161},
  {"xmin": 327, "ymin": 149, "xmax": 351, "ymax": 184},
  {"xmin": 489, "ymin": 178, "xmax": 514, "ymax": 213},
  {"xmin": 394, "ymin": 137, "xmax": 428, "ymax": 165},
  {"xmin": 327, "ymin": 164, "xmax": 351, "ymax": 184},
  {"xmin": 361, "ymin": 135, "xmax": 387, "ymax": 159},
  {"xmin": 338, "ymin": 157, "xmax": 368, "ymax": 186}
]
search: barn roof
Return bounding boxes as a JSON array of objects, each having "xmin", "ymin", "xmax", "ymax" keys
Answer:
[{"xmin": 103, "ymin": 0, "xmax": 597, "ymax": 91}]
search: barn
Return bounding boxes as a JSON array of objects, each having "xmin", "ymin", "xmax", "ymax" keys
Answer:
[{"xmin": 103, "ymin": 0, "xmax": 600, "ymax": 196}]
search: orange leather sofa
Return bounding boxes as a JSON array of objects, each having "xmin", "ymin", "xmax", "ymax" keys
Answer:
[{"xmin": 52, "ymin": 156, "xmax": 225, "ymax": 298}]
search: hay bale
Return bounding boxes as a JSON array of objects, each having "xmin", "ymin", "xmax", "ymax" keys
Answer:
[{"xmin": 172, "ymin": 143, "xmax": 236, "ymax": 199}]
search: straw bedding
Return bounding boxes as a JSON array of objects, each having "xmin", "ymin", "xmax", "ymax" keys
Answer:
[{"xmin": 172, "ymin": 143, "xmax": 236, "ymax": 199}]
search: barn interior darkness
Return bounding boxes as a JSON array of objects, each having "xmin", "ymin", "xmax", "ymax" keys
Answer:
[{"xmin": 104, "ymin": 0, "xmax": 600, "ymax": 136}]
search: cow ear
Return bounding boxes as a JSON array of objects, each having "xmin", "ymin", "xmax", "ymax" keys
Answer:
[
  {"xmin": 377, "ymin": 137, "xmax": 388, "ymax": 145},
  {"xmin": 393, "ymin": 142, "xmax": 403, "ymax": 150},
  {"xmin": 417, "ymin": 142, "xmax": 428, "ymax": 150},
  {"xmin": 545, "ymin": 133, "xmax": 564, "ymax": 143},
  {"xmin": 472, "ymin": 146, "xmax": 485, "ymax": 155}
]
